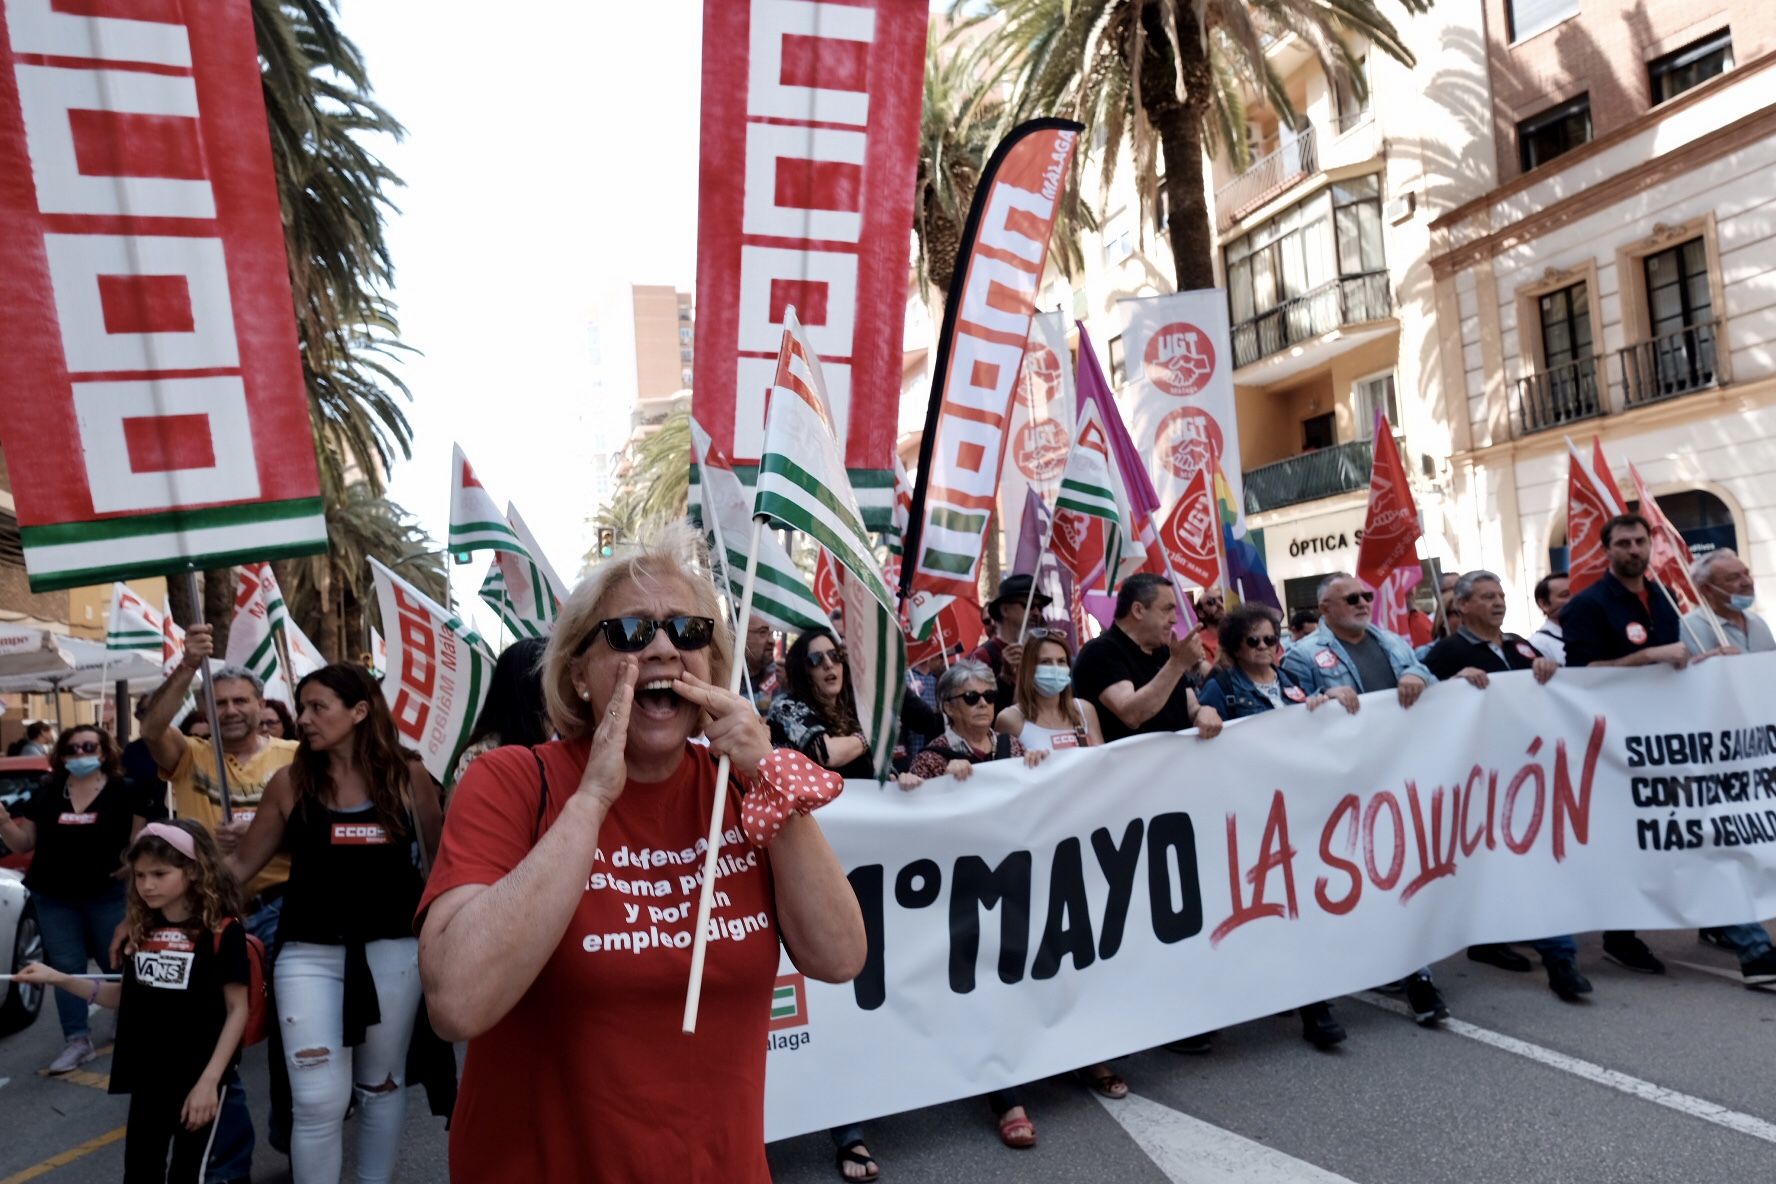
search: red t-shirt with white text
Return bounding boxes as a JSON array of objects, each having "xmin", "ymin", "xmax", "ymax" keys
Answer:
[{"xmin": 418, "ymin": 740, "xmax": 781, "ymax": 1183}]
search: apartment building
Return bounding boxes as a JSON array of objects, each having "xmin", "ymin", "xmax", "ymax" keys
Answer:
[
  {"xmin": 1070, "ymin": 3, "xmax": 1494, "ymax": 613},
  {"xmin": 1430, "ymin": 2, "xmax": 1776, "ymax": 615}
]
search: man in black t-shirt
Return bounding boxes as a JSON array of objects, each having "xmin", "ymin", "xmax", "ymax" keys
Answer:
[
  {"xmin": 1424, "ymin": 571, "xmax": 1591, "ymax": 1000},
  {"xmin": 1072, "ymin": 573, "xmax": 1222, "ymax": 744}
]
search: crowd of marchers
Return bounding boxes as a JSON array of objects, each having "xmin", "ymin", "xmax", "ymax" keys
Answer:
[{"xmin": 2, "ymin": 512, "xmax": 1771, "ymax": 1184}]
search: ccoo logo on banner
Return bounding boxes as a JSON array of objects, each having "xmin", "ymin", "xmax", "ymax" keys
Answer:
[
  {"xmin": 0, "ymin": 0, "xmax": 325, "ymax": 591},
  {"xmin": 762, "ymin": 657, "xmax": 1776, "ymax": 1139}
]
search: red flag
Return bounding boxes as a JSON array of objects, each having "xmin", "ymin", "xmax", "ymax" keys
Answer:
[
  {"xmin": 1355, "ymin": 418, "xmax": 1421, "ymax": 588},
  {"xmin": 1628, "ymin": 464, "xmax": 1701, "ymax": 611},
  {"xmin": 1049, "ymin": 507, "xmax": 1107, "ymax": 589},
  {"xmin": 904, "ymin": 599, "xmax": 983, "ymax": 667},
  {"xmin": 1371, "ymin": 565, "xmax": 1424, "ymax": 637},
  {"xmin": 1566, "ymin": 439, "xmax": 1624, "ymax": 595},
  {"xmin": 1592, "ymin": 438, "xmax": 1628, "ymax": 510},
  {"xmin": 813, "ymin": 550, "xmax": 842, "ymax": 620},
  {"xmin": 1157, "ymin": 465, "xmax": 1223, "ymax": 589}
]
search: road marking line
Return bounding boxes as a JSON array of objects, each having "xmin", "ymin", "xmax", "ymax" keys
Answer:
[
  {"xmin": 55, "ymin": 1068, "xmax": 110, "ymax": 1092},
  {"xmin": 1668, "ymin": 958, "xmax": 1769, "ymax": 988},
  {"xmin": 1098, "ymin": 1091, "xmax": 1363, "ymax": 1183},
  {"xmin": 1356, "ymin": 992, "xmax": 1776, "ymax": 1146},
  {"xmin": 0, "ymin": 1126, "xmax": 125, "ymax": 1184}
]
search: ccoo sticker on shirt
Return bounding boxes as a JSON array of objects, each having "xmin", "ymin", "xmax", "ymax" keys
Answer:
[
  {"xmin": 332, "ymin": 822, "xmax": 390, "ymax": 845},
  {"xmin": 1626, "ymin": 622, "xmax": 1648, "ymax": 645},
  {"xmin": 1050, "ymin": 731, "xmax": 1080, "ymax": 750},
  {"xmin": 1516, "ymin": 643, "xmax": 1539, "ymax": 660},
  {"xmin": 1284, "ymin": 686, "xmax": 1307, "ymax": 702},
  {"xmin": 136, "ymin": 928, "xmax": 197, "ymax": 990},
  {"xmin": 1314, "ymin": 650, "xmax": 1339, "ymax": 670},
  {"xmin": 57, "ymin": 812, "xmax": 97, "ymax": 825}
]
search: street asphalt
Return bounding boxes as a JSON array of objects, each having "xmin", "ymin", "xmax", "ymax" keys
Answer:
[{"xmin": 1, "ymin": 929, "xmax": 1771, "ymax": 1183}]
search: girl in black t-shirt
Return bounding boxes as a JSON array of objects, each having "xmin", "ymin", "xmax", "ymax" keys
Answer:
[
  {"xmin": 17, "ymin": 819, "xmax": 250, "ymax": 1183},
  {"xmin": 0, "ymin": 724, "xmax": 159, "ymax": 1075}
]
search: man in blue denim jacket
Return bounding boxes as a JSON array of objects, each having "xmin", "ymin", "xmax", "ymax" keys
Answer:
[
  {"xmin": 1279, "ymin": 572, "xmax": 1450, "ymax": 1026},
  {"xmin": 1280, "ymin": 572, "xmax": 1436, "ymax": 708}
]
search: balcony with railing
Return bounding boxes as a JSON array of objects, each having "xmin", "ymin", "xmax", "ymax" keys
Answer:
[
  {"xmin": 1514, "ymin": 357, "xmax": 1604, "ymax": 436},
  {"xmin": 1216, "ymin": 127, "xmax": 1317, "ymax": 230},
  {"xmin": 1620, "ymin": 319, "xmax": 1723, "ymax": 409},
  {"xmin": 1231, "ymin": 271, "xmax": 1392, "ymax": 370},
  {"xmin": 1242, "ymin": 439, "xmax": 1382, "ymax": 514}
]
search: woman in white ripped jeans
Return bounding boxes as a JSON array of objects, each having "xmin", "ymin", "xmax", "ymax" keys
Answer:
[{"xmin": 225, "ymin": 665, "xmax": 443, "ymax": 1184}]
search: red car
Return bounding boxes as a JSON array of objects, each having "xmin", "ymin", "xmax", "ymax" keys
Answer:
[{"xmin": 0, "ymin": 755, "xmax": 49, "ymax": 871}]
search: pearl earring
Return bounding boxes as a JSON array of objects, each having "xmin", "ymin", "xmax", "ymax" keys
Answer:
[{"xmin": 579, "ymin": 690, "xmax": 590, "ymax": 701}]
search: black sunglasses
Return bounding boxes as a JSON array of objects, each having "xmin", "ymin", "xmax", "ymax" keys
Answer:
[
  {"xmin": 576, "ymin": 616, "xmax": 715, "ymax": 656},
  {"xmin": 807, "ymin": 648, "xmax": 847, "ymax": 669},
  {"xmin": 1243, "ymin": 634, "xmax": 1278, "ymax": 649},
  {"xmin": 945, "ymin": 690, "xmax": 991, "ymax": 707},
  {"xmin": 67, "ymin": 740, "xmax": 101, "ymax": 755},
  {"xmin": 1341, "ymin": 591, "xmax": 1376, "ymax": 606}
]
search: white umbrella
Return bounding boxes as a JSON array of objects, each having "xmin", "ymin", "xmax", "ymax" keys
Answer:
[{"xmin": 0, "ymin": 622, "xmax": 74, "ymax": 683}]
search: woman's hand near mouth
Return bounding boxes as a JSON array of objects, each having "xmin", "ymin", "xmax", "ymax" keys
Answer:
[
  {"xmin": 674, "ymin": 671, "xmax": 771, "ymax": 777},
  {"xmin": 577, "ymin": 659, "xmax": 635, "ymax": 810}
]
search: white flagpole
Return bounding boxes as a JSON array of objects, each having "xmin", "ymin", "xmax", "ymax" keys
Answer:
[
  {"xmin": 683, "ymin": 515, "xmax": 766, "ymax": 1034},
  {"xmin": 934, "ymin": 616, "xmax": 952, "ymax": 670}
]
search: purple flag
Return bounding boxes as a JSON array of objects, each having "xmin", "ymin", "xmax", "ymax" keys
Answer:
[
  {"xmin": 1076, "ymin": 326, "xmax": 1162, "ymax": 520},
  {"xmin": 1011, "ymin": 487, "xmax": 1076, "ymax": 642}
]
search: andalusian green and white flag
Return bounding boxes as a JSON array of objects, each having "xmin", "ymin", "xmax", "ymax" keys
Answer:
[
  {"xmin": 449, "ymin": 444, "xmax": 523, "ymax": 556},
  {"xmin": 1054, "ymin": 400, "xmax": 1138, "ymax": 582},
  {"xmin": 690, "ymin": 415, "xmax": 829, "ymax": 635},
  {"xmin": 753, "ymin": 311, "xmax": 904, "ymax": 780},
  {"xmin": 753, "ymin": 311, "xmax": 896, "ymax": 617},
  {"xmin": 370, "ymin": 558, "xmax": 494, "ymax": 788},
  {"xmin": 224, "ymin": 563, "xmax": 324, "ymax": 705},
  {"xmin": 478, "ymin": 558, "xmax": 546, "ymax": 640},
  {"xmin": 104, "ymin": 584, "xmax": 165, "ymax": 656},
  {"xmin": 491, "ymin": 503, "xmax": 567, "ymax": 636}
]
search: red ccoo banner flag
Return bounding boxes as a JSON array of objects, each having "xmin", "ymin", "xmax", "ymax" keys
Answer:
[
  {"xmin": 692, "ymin": 0, "xmax": 926, "ymax": 531},
  {"xmin": 902, "ymin": 119, "xmax": 1083, "ymax": 638},
  {"xmin": 1355, "ymin": 416, "xmax": 1421, "ymax": 589},
  {"xmin": 0, "ymin": 0, "xmax": 325, "ymax": 592},
  {"xmin": 1565, "ymin": 437, "xmax": 1625, "ymax": 596}
]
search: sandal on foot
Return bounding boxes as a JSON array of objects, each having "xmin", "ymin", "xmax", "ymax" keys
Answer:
[
  {"xmin": 998, "ymin": 1113, "xmax": 1037, "ymax": 1149},
  {"xmin": 835, "ymin": 1141, "xmax": 880, "ymax": 1181},
  {"xmin": 1077, "ymin": 1067, "xmax": 1128, "ymax": 1099}
]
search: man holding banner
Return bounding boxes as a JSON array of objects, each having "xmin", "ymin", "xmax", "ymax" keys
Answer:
[{"xmin": 1073, "ymin": 574, "xmax": 1220, "ymax": 747}]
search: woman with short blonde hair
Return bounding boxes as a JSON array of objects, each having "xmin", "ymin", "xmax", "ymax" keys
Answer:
[{"xmin": 417, "ymin": 523, "xmax": 865, "ymax": 1183}]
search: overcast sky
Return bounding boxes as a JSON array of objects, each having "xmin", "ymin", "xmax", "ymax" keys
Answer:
[{"xmin": 344, "ymin": 0, "xmax": 706, "ymax": 616}]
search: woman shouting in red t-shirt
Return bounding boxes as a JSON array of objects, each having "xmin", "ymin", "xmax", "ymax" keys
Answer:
[{"xmin": 418, "ymin": 522, "xmax": 866, "ymax": 1183}]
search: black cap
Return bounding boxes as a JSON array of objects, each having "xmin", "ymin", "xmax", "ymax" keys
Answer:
[{"xmin": 987, "ymin": 573, "xmax": 1052, "ymax": 619}]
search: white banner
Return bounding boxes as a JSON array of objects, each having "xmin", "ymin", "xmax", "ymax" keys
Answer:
[
  {"xmin": 762, "ymin": 656, "xmax": 1776, "ymax": 1139},
  {"xmin": 1118, "ymin": 291, "xmax": 1242, "ymax": 522}
]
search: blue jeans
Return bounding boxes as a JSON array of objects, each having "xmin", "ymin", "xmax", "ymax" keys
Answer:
[
  {"xmin": 1703, "ymin": 923, "xmax": 1773, "ymax": 964},
  {"xmin": 206, "ymin": 894, "xmax": 283, "ymax": 1182},
  {"xmin": 1531, "ymin": 935, "xmax": 1578, "ymax": 963},
  {"xmin": 35, "ymin": 883, "xmax": 126, "ymax": 1042}
]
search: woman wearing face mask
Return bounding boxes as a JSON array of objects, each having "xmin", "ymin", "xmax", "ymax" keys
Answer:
[
  {"xmin": 0, "ymin": 724, "xmax": 161, "ymax": 1075},
  {"xmin": 994, "ymin": 632, "xmax": 1104, "ymax": 751},
  {"xmin": 992, "ymin": 634, "xmax": 1127, "ymax": 1099}
]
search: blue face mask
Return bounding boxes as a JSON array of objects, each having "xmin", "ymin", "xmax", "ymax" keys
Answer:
[
  {"xmin": 1730, "ymin": 593, "xmax": 1755, "ymax": 612},
  {"xmin": 65, "ymin": 755, "xmax": 101, "ymax": 777},
  {"xmin": 1032, "ymin": 666, "xmax": 1072, "ymax": 696}
]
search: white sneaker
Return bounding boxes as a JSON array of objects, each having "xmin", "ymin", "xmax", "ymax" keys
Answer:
[{"xmin": 44, "ymin": 1036, "xmax": 96, "ymax": 1076}]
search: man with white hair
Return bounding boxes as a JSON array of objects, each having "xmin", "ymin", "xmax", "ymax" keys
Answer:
[{"xmin": 1683, "ymin": 548, "xmax": 1772, "ymax": 656}]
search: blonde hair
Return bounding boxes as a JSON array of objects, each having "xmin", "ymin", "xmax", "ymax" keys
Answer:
[{"xmin": 543, "ymin": 521, "xmax": 733, "ymax": 740}]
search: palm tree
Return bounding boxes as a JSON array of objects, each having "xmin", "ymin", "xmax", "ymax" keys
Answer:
[
  {"xmin": 280, "ymin": 483, "xmax": 447, "ymax": 660},
  {"xmin": 972, "ymin": 0, "xmax": 1427, "ymax": 292}
]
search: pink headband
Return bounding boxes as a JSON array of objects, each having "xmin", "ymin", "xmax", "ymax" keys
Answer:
[{"xmin": 135, "ymin": 822, "xmax": 197, "ymax": 862}]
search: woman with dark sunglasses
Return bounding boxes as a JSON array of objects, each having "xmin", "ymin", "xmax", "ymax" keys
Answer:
[
  {"xmin": 417, "ymin": 523, "xmax": 864, "ymax": 1184},
  {"xmin": 0, "ymin": 724, "xmax": 162, "ymax": 1074},
  {"xmin": 767, "ymin": 627, "xmax": 875, "ymax": 780},
  {"xmin": 1197, "ymin": 605, "xmax": 1357, "ymax": 1049},
  {"xmin": 906, "ymin": 659, "xmax": 1047, "ymax": 1150}
]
